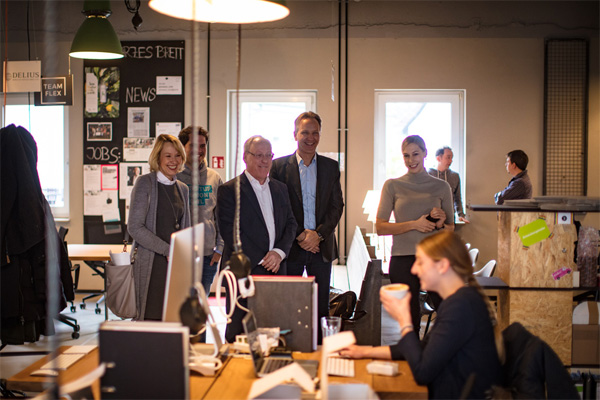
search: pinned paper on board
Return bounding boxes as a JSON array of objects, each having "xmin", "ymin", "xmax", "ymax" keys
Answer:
[{"xmin": 517, "ymin": 219, "xmax": 551, "ymax": 247}]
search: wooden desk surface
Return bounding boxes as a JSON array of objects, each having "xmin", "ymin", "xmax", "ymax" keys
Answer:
[
  {"xmin": 6, "ymin": 346, "xmax": 100, "ymax": 396},
  {"xmin": 202, "ymin": 352, "xmax": 427, "ymax": 399},
  {"xmin": 8, "ymin": 347, "xmax": 426, "ymax": 399},
  {"xmin": 67, "ymin": 244, "xmax": 130, "ymax": 262}
]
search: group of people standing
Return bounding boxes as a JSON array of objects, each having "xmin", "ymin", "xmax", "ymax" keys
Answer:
[{"xmin": 125, "ymin": 110, "xmax": 535, "ymax": 398}]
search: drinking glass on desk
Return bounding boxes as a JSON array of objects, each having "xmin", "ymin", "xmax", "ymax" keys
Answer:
[{"xmin": 321, "ymin": 316, "xmax": 342, "ymax": 337}]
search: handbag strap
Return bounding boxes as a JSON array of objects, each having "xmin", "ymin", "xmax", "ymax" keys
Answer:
[{"xmin": 123, "ymin": 231, "xmax": 130, "ymax": 253}]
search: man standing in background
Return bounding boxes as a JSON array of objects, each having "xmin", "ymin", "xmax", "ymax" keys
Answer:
[
  {"xmin": 270, "ymin": 112, "xmax": 344, "ymax": 342},
  {"xmin": 177, "ymin": 126, "xmax": 223, "ymax": 301},
  {"xmin": 428, "ymin": 146, "xmax": 469, "ymax": 223}
]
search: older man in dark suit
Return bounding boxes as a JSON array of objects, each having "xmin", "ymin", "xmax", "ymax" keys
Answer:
[
  {"xmin": 270, "ymin": 112, "xmax": 344, "ymax": 340},
  {"xmin": 217, "ymin": 135, "xmax": 297, "ymax": 342}
]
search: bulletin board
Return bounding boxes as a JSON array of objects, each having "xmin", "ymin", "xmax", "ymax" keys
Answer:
[{"xmin": 82, "ymin": 40, "xmax": 185, "ymax": 243}]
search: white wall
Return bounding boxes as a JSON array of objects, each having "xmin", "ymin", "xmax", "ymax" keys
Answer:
[{"xmin": 3, "ymin": 1, "xmax": 598, "ymax": 267}]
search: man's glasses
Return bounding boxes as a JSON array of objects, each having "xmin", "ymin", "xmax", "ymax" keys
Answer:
[{"xmin": 247, "ymin": 151, "xmax": 274, "ymax": 161}]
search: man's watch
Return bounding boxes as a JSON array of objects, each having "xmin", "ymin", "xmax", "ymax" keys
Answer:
[{"xmin": 317, "ymin": 232, "xmax": 325, "ymax": 242}]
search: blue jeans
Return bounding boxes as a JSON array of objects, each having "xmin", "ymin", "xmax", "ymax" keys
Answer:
[{"xmin": 201, "ymin": 255, "xmax": 218, "ymax": 297}]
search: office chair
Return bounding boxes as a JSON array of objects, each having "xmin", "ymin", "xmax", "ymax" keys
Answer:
[
  {"xmin": 419, "ymin": 291, "xmax": 436, "ymax": 336},
  {"xmin": 474, "ymin": 260, "xmax": 496, "ymax": 277},
  {"xmin": 57, "ymin": 226, "xmax": 81, "ymax": 339},
  {"xmin": 468, "ymin": 248, "xmax": 479, "ymax": 268}
]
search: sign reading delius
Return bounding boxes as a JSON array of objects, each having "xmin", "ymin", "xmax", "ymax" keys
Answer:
[{"xmin": 3, "ymin": 60, "xmax": 41, "ymax": 92}]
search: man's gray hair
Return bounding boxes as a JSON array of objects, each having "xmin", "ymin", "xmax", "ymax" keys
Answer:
[{"xmin": 243, "ymin": 135, "xmax": 271, "ymax": 153}]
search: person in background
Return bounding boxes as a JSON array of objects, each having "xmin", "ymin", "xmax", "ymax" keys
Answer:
[
  {"xmin": 340, "ymin": 231, "xmax": 504, "ymax": 399},
  {"xmin": 177, "ymin": 126, "xmax": 224, "ymax": 300},
  {"xmin": 376, "ymin": 135, "xmax": 454, "ymax": 336},
  {"xmin": 428, "ymin": 146, "xmax": 469, "ymax": 223},
  {"xmin": 128, "ymin": 134, "xmax": 191, "ymax": 321},
  {"xmin": 217, "ymin": 136, "xmax": 297, "ymax": 342},
  {"xmin": 270, "ymin": 111, "xmax": 344, "ymax": 342},
  {"xmin": 494, "ymin": 149, "xmax": 532, "ymax": 205}
]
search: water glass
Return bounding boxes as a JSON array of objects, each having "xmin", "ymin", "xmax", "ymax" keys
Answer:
[{"xmin": 321, "ymin": 316, "xmax": 342, "ymax": 338}]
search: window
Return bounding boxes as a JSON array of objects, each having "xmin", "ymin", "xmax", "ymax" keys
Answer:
[
  {"xmin": 228, "ymin": 90, "xmax": 317, "ymax": 179},
  {"xmin": 2, "ymin": 94, "xmax": 69, "ymax": 218},
  {"xmin": 374, "ymin": 89, "xmax": 465, "ymax": 196}
]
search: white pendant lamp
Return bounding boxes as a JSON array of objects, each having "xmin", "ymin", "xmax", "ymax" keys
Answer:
[{"xmin": 148, "ymin": 0, "xmax": 289, "ymax": 24}]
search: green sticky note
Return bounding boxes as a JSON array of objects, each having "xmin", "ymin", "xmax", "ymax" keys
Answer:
[{"xmin": 518, "ymin": 219, "xmax": 551, "ymax": 247}]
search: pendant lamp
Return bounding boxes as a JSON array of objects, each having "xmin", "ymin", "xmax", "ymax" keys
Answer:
[
  {"xmin": 70, "ymin": 0, "xmax": 124, "ymax": 60},
  {"xmin": 149, "ymin": 0, "xmax": 289, "ymax": 24}
]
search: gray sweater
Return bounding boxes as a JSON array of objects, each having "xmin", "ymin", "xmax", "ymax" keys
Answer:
[
  {"xmin": 377, "ymin": 170, "xmax": 453, "ymax": 256},
  {"xmin": 127, "ymin": 172, "xmax": 191, "ymax": 319},
  {"xmin": 427, "ymin": 168, "xmax": 465, "ymax": 218},
  {"xmin": 177, "ymin": 163, "xmax": 224, "ymax": 256}
]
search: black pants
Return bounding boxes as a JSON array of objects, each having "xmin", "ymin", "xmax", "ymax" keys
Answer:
[
  {"xmin": 389, "ymin": 255, "xmax": 442, "ymax": 337},
  {"xmin": 388, "ymin": 255, "xmax": 422, "ymax": 336}
]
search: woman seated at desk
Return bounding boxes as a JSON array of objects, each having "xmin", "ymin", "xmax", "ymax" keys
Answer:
[{"xmin": 341, "ymin": 231, "xmax": 504, "ymax": 399}]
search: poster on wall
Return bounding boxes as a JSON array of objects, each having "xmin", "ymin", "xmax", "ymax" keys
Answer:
[
  {"xmin": 119, "ymin": 162, "xmax": 150, "ymax": 200},
  {"xmin": 123, "ymin": 137, "xmax": 154, "ymax": 161},
  {"xmin": 127, "ymin": 107, "xmax": 150, "ymax": 137},
  {"xmin": 85, "ymin": 66, "xmax": 120, "ymax": 118}
]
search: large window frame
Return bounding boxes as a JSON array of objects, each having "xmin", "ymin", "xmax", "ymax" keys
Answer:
[
  {"xmin": 374, "ymin": 89, "xmax": 466, "ymax": 198},
  {"xmin": 2, "ymin": 93, "xmax": 70, "ymax": 219},
  {"xmin": 227, "ymin": 90, "xmax": 317, "ymax": 180}
]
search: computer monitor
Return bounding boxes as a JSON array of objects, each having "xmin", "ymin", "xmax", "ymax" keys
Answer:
[
  {"xmin": 162, "ymin": 223, "xmax": 204, "ymax": 323},
  {"xmin": 162, "ymin": 223, "xmax": 225, "ymax": 351}
]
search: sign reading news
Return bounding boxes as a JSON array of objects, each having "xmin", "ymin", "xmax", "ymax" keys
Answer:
[{"xmin": 3, "ymin": 60, "xmax": 41, "ymax": 92}]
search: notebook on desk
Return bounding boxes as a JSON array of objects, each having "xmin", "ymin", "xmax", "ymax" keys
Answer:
[{"xmin": 242, "ymin": 311, "xmax": 318, "ymax": 379}]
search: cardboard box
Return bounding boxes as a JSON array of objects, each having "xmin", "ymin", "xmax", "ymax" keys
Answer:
[{"xmin": 572, "ymin": 324, "xmax": 600, "ymax": 365}]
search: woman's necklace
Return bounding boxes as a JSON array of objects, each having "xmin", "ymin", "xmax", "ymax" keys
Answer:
[{"xmin": 160, "ymin": 183, "xmax": 181, "ymax": 230}]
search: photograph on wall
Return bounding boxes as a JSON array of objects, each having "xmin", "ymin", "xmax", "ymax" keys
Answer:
[
  {"xmin": 123, "ymin": 137, "xmax": 155, "ymax": 161},
  {"xmin": 84, "ymin": 66, "xmax": 120, "ymax": 118},
  {"xmin": 87, "ymin": 122, "xmax": 113, "ymax": 141},
  {"xmin": 119, "ymin": 162, "xmax": 150, "ymax": 199}
]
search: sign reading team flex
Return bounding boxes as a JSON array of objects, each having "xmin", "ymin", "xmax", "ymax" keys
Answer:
[{"xmin": 3, "ymin": 60, "xmax": 41, "ymax": 92}]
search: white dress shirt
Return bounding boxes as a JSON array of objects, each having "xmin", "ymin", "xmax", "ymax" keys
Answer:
[{"xmin": 244, "ymin": 171, "xmax": 286, "ymax": 261}]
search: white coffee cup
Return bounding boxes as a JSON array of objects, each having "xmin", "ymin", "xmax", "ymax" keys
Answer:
[{"xmin": 380, "ymin": 283, "xmax": 409, "ymax": 300}]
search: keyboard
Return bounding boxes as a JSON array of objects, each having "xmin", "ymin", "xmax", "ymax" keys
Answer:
[
  {"xmin": 40, "ymin": 353, "xmax": 86, "ymax": 371},
  {"xmin": 262, "ymin": 357, "xmax": 292, "ymax": 374},
  {"xmin": 326, "ymin": 357, "xmax": 355, "ymax": 377}
]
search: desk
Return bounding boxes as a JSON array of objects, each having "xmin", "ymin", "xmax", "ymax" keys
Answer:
[
  {"xmin": 203, "ymin": 353, "xmax": 427, "ymax": 399},
  {"xmin": 6, "ymin": 346, "xmax": 100, "ymax": 397},
  {"xmin": 67, "ymin": 244, "xmax": 130, "ymax": 320},
  {"xmin": 8, "ymin": 347, "xmax": 427, "ymax": 399}
]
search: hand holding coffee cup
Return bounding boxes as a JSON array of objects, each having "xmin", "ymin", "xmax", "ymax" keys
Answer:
[{"xmin": 380, "ymin": 283, "xmax": 412, "ymax": 326}]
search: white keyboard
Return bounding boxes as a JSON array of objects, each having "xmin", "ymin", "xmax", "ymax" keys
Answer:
[
  {"xmin": 326, "ymin": 357, "xmax": 355, "ymax": 377},
  {"xmin": 40, "ymin": 353, "xmax": 86, "ymax": 371}
]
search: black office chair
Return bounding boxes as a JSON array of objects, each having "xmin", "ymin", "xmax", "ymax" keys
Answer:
[{"xmin": 57, "ymin": 226, "xmax": 81, "ymax": 339}]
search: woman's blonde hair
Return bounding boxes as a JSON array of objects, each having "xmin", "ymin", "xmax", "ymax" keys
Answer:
[
  {"xmin": 148, "ymin": 134, "xmax": 186, "ymax": 173},
  {"xmin": 418, "ymin": 231, "xmax": 505, "ymax": 363}
]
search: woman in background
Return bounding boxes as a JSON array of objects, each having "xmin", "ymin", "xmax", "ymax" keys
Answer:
[
  {"xmin": 341, "ymin": 231, "xmax": 504, "ymax": 399},
  {"xmin": 128, "ymin": 134, "xmax": 190, "ymax": 320},
  {"xmin": 376, "ymin": 135, "xmax": 454, "ymax": 335}
]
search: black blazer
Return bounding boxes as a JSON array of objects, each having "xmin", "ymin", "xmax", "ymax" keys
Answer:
[
  {"xmin": 217, "ymin": 173, "xmax": 297, "ymax": 275},
  {"xmin": 270, "ymin": 153, "xmax": 344, "ymax": 263}
]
